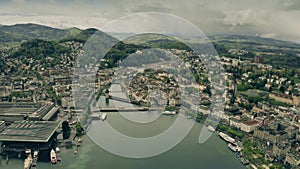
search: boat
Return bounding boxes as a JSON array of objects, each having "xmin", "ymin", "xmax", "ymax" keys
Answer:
[
  {"xmin": 55, "ymin": 147, "xmax": 62, "ymax": 162},
  {"xmin": 101, "ymin": 113, "xmax": 107, "ymax": 121},
  {"xmin": 25, "ymin": 149, "xmax": 31, "ymax": 154},
  {"xmin": 186, "ymin": 115, "xmax": 192, "ymax": 119},
  {"xmin": 24, "ymin": 154, "xmax": 33, "ymax": 169},
  {"xmin": 162, "ymin": 111, "xmax": 176, "ymax": 115},
  {"xmin": 50, "ymin": 149, "xmax": 57, "ymax": 164},
  {"xmin": 91, "ymin": 113, "xmax": 101, "ymax": 120},
  {"xmin": 240, "ymin": 157, "xmax": 250, "ymax": 165},
  {"xmin": 228, "ymin": 143, "xmax": 242, "ymax": 152},
  {"xmin": 218, "ymin": 132, "xmax": 236, "ymax": 144},
  {"xmin": 55, "ymin": 147, "xmax": 60, "ymax": 153},
  {"xmin": 207, "ymin": 125, "xmax": 215, "ymax": 132},
  {"xmin": 33, "ymin": 151, "xmax": 38, "ymax": 158},
  {"xmin": 69, "ymin": 120, "xmax": 77, "ymax": 125}
]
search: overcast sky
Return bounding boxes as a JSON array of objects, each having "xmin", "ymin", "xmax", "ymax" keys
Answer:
[{"xmin": 0, "ymin": 0, "xmax": 300, "ymax": 42}]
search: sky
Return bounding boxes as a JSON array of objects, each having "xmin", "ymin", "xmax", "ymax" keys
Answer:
[{"xmin": 0, "ymin": 0, "xmax": 300, "ymax": 42}]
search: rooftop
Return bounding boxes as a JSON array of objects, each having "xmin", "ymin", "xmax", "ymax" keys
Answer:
[
  {"xmin": 0, "ymin": 120, "xmax": 60, "ymax": 143},
  {"xmin": 0, "ymin": 102, "xmax": 54, "ymax": 121},
  {"xmin": 243, "ymin": 120, "xmax": 260, "ymax": 126}
]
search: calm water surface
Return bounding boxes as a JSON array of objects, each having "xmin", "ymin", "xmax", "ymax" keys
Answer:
[{"xmin": 1, "ymin": 84, "xmax": 245, "ymax": 169}]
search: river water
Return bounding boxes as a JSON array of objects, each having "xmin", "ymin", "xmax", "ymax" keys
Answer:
[{"xmin": 1, "ymin": 84, "xmax": 245, "ymax": 169}]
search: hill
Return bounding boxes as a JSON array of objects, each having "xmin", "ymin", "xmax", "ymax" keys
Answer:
[{"xmin": 0, "ymin": 23, "xmax": 81, "ymax": 43}]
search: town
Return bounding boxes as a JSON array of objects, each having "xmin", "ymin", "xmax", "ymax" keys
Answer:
[{"xmin": 0, "ymin": 24, "xmax": 299, "ymax": 169}]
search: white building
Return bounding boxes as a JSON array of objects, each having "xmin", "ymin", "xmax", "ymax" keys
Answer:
[{"xmin": 240, "ymin": 120, "xmax": 261, "ymax": 133}]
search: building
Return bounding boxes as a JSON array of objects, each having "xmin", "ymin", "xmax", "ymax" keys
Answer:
[
  {"xmin": 269, "ymin": 93, "xmax": 300, "ymax": 106},
  {"xmin": 285, "ymin": 153, "xmax": 300, "ymax": 167},
  {"xmin": 240, "ymin": 120, "xmax": 261, "ymax": 133},
  {"xmin": 292, "ymin": 94, "xmax": 300, "ymax": 106},
  {"xmin": 0, "ymin": 102, "xmax": 58, "ymax": 122},
  {"xmin": 0, "ymin": 120, "xmax": 61, "ymax": 153},
  {"xmin": 254, "ymin": 127, "xmax": 288, "ymax": 144},
  {"xmin": 254, "ymin": 56, "xmax": 264, "ymax": 63},
  {"xmin": 229, "ymin": 117, "xmax": 243, "ymax": 129},
  {"xmin": 272, "ymin": 143, "xmax": 291, "ymax": 158}
]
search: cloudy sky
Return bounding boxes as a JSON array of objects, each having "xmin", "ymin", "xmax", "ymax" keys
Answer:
[{"xmin": 0, "ymin": 0, "xmax": 300, "ymax": 42}]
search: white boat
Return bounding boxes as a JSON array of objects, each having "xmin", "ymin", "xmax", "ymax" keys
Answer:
[
  {"xmin": 186, "ymin": 115, "xmax": 192, "ymax": 119},
  {"xmin": 162, "ymin": 111, "xmax": 176, "ymax": 115},
  {"xmin": 33, "ymin": 151, "xmax": 38, "ymax": 158},
  {"xmin": 55, "ymin": 147, "xmax": 60, "ymax": 153},
  {"xmin": 24, "ymin": 154, "xmax": 33, "ymax": 169},
  {"xmin": 228, "ymin": 143, "xmax": 242, "ymax": 152},
  {"xmin": 101, "ymin": 113, "xmax": 107, "ymax": 121},
  {"xmin": 50, "ymin": 149, "xmax": 57, "ymax": 164},
  {"xmin": 207, "ymin": 126, "xmax": 215, "ymax": 132},
  {"xmin": 25, "ymin": 149, "xmax": 31, "ymax": 154},
  {"xmin": 219, "ymin": 132, "xmax": 236, "ymax": 144},
  {"xmin": 69, "ymin": 120, "xmax": 77, "ymax": 125}
]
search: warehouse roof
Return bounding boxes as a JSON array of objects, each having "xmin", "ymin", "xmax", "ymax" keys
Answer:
[{"xmin": 0, "ymin": 120, "xmax": 60, "ymax": 143}]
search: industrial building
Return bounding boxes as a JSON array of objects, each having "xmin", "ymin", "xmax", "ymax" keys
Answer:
[
  {"xmin": 0, "ymin": 120, "xmax": 61, "ymax": 155},
  {"xmin": 0, "ymin": 102, "xmax": 59, "ymax": 122}
]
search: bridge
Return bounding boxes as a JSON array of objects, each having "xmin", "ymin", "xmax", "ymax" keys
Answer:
[
  {"xmin": 99, "ymin": 107, "xmax": 159, "ymax": 112},
  {"xmin": 108, "ymin": 95, "xmax": 141, "ymax": 105}
]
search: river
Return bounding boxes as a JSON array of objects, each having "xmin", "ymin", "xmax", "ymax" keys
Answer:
[{"xmin": 1, "ymin": 84, "xmax": 245, "ymax": 169}]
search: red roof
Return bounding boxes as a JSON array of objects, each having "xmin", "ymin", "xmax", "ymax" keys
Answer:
[{"xmin": 243, "ymin": 120, "xmax": 259, "ymax": 126}]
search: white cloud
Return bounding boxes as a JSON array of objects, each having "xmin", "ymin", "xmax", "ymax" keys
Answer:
[
  {"xmin": 257, "ymin": 33, "xmax": 277, "ymax": 39},
  {"xmin": 11, "ymin": 0, "xmax": 25, "ymax": 3},
  {"xmin": 0, "ymin": 0, "xmax": 300, "ymax": 42},
  {"xmin": 223, "ymin": 9, "xmax": 255, "ymax": 28}
]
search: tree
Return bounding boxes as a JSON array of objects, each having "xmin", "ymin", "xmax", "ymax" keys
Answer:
[
  {"xmin": 196, "ymin": 113, "xmax": 203, "ymax": 122},
  {"xmin": 279, "ymin": 86, "xmax": 285, "ymax": 93},
  {"xmin": 204, "ymin": 86, "xmax": 212, "ymax": 96},
  {"xmin": 62, "ymin": 121, "xmax": 71, "ymax": 132},
  {"xmin": 75, "ymin": 122, "xmax": 83, "ymax": 135},
  {"xmin": 62, "ymin": 121, "xmax": 71, "ymax": 139}
]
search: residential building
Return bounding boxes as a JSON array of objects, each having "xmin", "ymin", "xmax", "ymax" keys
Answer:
[{"xmin": 285, "ymin": 153, "xmax": 300, "ymax": 167}]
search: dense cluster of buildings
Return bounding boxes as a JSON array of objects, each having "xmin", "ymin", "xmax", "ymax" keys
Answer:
[{"xmin": 0, "ymin": 33, "xmax": 299, "ymax": 168}]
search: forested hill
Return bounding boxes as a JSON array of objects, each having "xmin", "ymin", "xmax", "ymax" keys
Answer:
[
  {"xmin": 1, "ymin": 23, "xmax": 300, "ymax": 69},
  {"xmin": 0, "ymin": 23, "xmax": 81, "ymax": 43}
]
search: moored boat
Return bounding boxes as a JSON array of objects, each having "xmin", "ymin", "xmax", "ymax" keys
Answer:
[
  {"xmin": 25, "ymin": 149, "xmax": 31, "ymax": 154},
  {"xmin": 33, "ymin": 151, "xmax": 38, "ymax": 158},
  {"xmin": 101, "ymin": 113, "xmax": 107, "ymax": 121},
  {"xmin": 50, "ymin": 149, "xmax": 57, "ymax": 164},
  {"xmin": 55, "ymin": 147, "xmax": 60, "ymax": 153},
  {"xmin": 162, "ymin": 111, "xmax": 176, "ymax": 115},
  {"xmin": 227, "ymin": 143, "xmax": 242, "ymax": 152},
  {"xmin": 186, "ymin": 115, "xmax": 192, "ymax": 119},
  {"xmin": 218, "ymin": 132, "xmax": 236, "ymax": 144},
  {"xmin": 24, "ymin": 154, "xmax": 33, "ymax": 169},
  {"xmin": 207, "ymin": 125, "xmax": 215, "ymax": 132}
]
